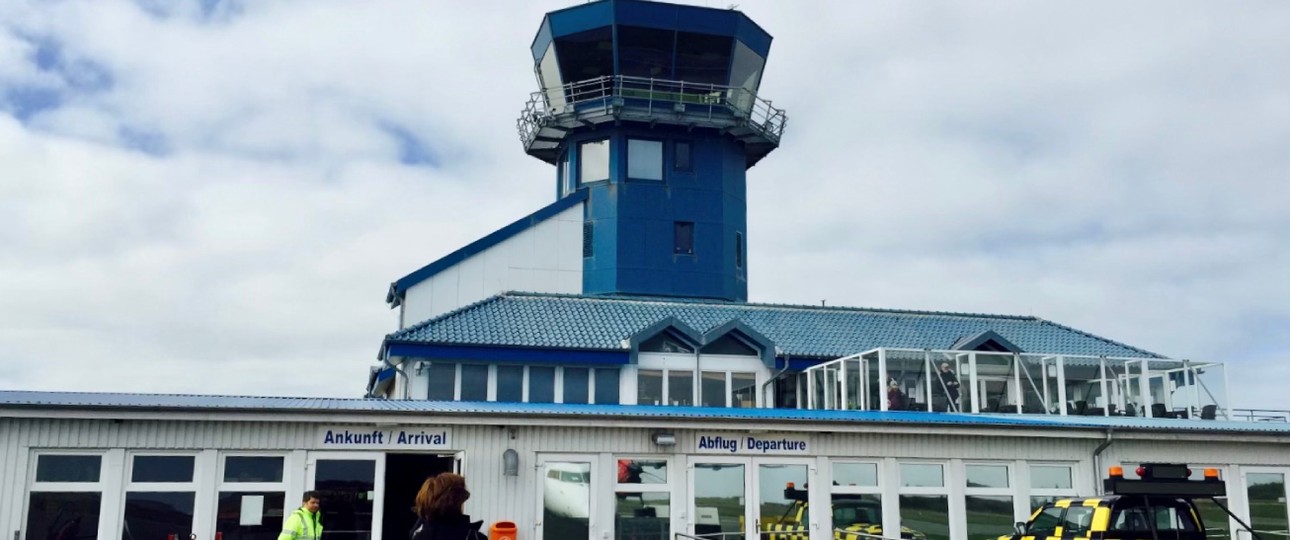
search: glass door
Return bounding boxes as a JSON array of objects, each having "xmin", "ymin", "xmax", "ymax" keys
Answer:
[
  {"xmin": 1242, "ymin": 468, "xmax": 1290, "ymax": 540},
  {"xmin": 689, "ymin": 457, "xmax": 814, "ymax": 540},
  {"xmin": 307, "ymin": 453, "xmax": 384, "ymax": 540},
  {"xmin": 537, "ymin": 454, "xmax": 600, "ymax": 540}
]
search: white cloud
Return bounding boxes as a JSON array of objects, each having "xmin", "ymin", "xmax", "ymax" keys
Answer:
[{"xmin": 0, "ymin": 0, "xmax": 1287, "ymax": 411}]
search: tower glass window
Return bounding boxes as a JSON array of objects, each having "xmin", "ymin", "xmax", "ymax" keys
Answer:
[
  {"xmin": 618, "ymin": 26, "xmax": 674, "ymax": 79},
  {"xmin": 538, "ymin": 43, "xmax": 565, "ymax": 110},
  {"xmin": 580, "ymin": 139, "xmax": 610, "ymax": 184},
  {"xmin": 674, "ymin": 222, "xmax": 694, "ymax": 255},
  {"xmin": 554, "ymin": 27, "xmax": 613, "ymax": 85},
  {"xmin": 583, "ymin": 221, "xmax": 594, "ymax": 258},
  {"xmin": 627, "ymin": 139, "xmax": 663, "ymax": 180},
  {"xmin": 675, "ymin": 32, "xmax": 733, "ymax": 87}
]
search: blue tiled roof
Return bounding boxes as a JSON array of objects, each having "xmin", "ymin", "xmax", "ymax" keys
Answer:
[
  {"xmin": 2, "ymin": 390, "xmax": 1286, "ymax": 435},
  {"xmin": 387, "ymin": 292, "xmax": 1162, "ymax": 359}
]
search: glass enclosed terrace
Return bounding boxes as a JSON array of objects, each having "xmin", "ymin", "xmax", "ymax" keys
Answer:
[{"xmin": 801, "ymin": 348, "xmax": 1230, "ymax": 420}]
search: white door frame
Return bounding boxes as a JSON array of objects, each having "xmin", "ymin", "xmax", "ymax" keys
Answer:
[
  {"xmin": 687, "ymin": 455, "xmax": 818, "ymax": 540},
  {"xmin": 305, "ymin": 451, "xmax": 386, "ymax": 540},
  {"xmin": 1237, "ymin": 467, "xmax": 1290, "ymax": 540},
  {"xmin": 535, "ymin": 453, "xmax": 603, "ymax": 540}
]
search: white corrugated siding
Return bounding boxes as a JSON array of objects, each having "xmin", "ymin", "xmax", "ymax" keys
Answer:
[{"xmin": 2, "ymin": 415, "xmax": 1287, "ymax": 540}]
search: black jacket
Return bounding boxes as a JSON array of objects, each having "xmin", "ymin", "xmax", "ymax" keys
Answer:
[{"xmin": 409, "ymin": 515, "xmax": 487, "ymax": 540}]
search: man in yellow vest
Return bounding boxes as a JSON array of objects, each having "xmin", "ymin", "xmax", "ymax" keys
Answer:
[{"xmin": 278, "ymin": 491, "xmax": 323, "ymax": 540}]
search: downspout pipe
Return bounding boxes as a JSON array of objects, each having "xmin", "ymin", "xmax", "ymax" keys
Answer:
[
  {"xmin": 762, "ymin": 349, "xmax": 790, "ymax": 407},
  {"xmin": 1091, "ymin": 428, "xmax": 1115, "ymax": 495}
]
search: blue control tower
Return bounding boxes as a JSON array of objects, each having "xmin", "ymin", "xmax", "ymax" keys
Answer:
[{"xmin": 518, "ymin": 0, "xmax": 785, "ymax": 302}]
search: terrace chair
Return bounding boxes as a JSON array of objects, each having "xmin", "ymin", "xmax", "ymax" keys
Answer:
[
  {"xmin": 1200, "ymin": 405, "xmax": 1217, "ymax": 420},
  {"xmin": 1151, "ymin": 403, "xmax": 1170, "ymax": 418},
  {"xmin": 1074, "ymin": 400, "xmax": 1088, "ymax": 415}
]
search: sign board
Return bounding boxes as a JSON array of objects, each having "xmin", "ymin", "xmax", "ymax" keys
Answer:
[
  {"xmin": 317, "ymin": 426, "xmax": 452, "ymax": 450},
  {"xmin": 694, "ymin": 433, "xmax": 810, "ymax": 455}
]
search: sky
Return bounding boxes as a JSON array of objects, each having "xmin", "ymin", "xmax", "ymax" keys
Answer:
[{"xmin": 1, "ymin": 0, "xmax": 1287, "ymax": 408}]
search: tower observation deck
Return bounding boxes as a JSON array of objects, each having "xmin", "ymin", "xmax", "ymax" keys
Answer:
[{"xmin": 516, "ymin": 0, "xmax": 786, "ymax": 302}]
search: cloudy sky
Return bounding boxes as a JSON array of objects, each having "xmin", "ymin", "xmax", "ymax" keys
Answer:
[{"xmin": 2, "ymin": 0, "xmax": 1287, "ymax": 408}]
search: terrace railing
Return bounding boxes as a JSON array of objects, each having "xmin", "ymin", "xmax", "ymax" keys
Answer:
[{"xmin": 518, "ymin": 75, "xmax": 787, "ymax": 154}]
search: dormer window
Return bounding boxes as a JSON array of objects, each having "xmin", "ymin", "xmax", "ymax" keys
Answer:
[{"xmin": 639, "ymin": 332, "xmax": 693, "ymax": 354}]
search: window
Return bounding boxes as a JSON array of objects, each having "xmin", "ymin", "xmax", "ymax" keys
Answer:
[
  {"xmin": 627, "ymin": 139, "xmax": 663, "ymax": 180},
  {"xmin": 831, "ymin": 461, "xmax": 882, "ymax": 533},
  {"xmin": 529, "ymin": 366, "xmax": 556, "ymax": 403},
  {"xmin": 615, "ymin": 458, "xmax": 671, "ymax": 539},
  {"xmin": 731, "ymin": 373, "xmax": 757, "ymax": 408},
  {"xmin": 701, "ymin": 371, "xmax": 726, "ymax": 407},
  {"xmin": 426, "ymin": 362, "xmax": 456, "ymax": 401},
  {"xmin": 27, "ymin": 453, "xmax": 104, "ymax": 540},
  {"xmin": 583, "ymin": 221, "xmax": 594, "ymax": 258},
  {"xmin": 674, "ymin": 141, "xmax": 692, "ymax": 171},
  {"xmin": 618, "ymin": 26, "xmax": 674, "ymax": 79},
  {"xmin": 638, "ymin": 369, "xmax": 664, "ymax": 406},
  {"xmin": 735, "ymin": 232, "xmax": 743, "ymax": 269},
  {"xmin": 634, "ymin": 366, "xmax": 698, "ymax": 406},
  {"xmin": 594, "ymin": 368, "xmax": 620, "ymax": 404},
  {"xmin": 559, "ymin": 153, "xmax": 573, "ymax": 196},
  {"xmin": 668, "ymin": 370, "xmax": 694, "ymax": 406},
  {"xmin": 497, "ymin": 365, "xmax": 524, "ymax": 402},
  {"xmin": 899, "ymin": 462, "xmax": 950, "ymax": 540},
  {"xmin": 675, "ymin": 32, "xmax": 733, "ymax": 87},
  {"xmin": 555, "ymin": 27, "xmax": 613, "ymax": 86},
  {"xmin": 460, "ymin": 364, "xmax": 488, "ymax": 401},
  {"xmin": 965, "ymin": 464, "xmax": 1014, "ymax": 539},
  {"xmin": 674, "ymin": 221, "xmax": 694, "ymax": 255},
  {"xmin": 640, "ymin": 332, "xmax": 693, "ymax": 353},
  {"xmin": 219, "ymin": 454, "xmax": 288, "ymax": 540},
  {"xmin": 563, "ymin": 367, "xmax": 590, "ymax": 404},
  {"xmin": 1029, "ymin": 463, "xmax": 1076, "ymax": 508},
  {"xmin": 580, "ymin": 139, "xmax": 610, "ymax": 184},
  {"xmin": 123, "ymin": 454, "xmax": 197, "ymax": 540}
]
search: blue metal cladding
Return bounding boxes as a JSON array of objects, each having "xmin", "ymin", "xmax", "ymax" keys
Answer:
[
  {"xmin": 532, "ymin": 0, "xmax": 773, "ymax": 70},
  {"xmin": 576, "ymin": 125, "xmax": 748, "ymax": 301}
]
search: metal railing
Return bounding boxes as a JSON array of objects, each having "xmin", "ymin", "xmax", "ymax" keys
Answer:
[
  {"xmin": 518, "ymin": 75, "xmax": 787, "ymax": 148},
  {"xmin": 1232, "ymin": 408, "xmax": 1290, "ymax": 422}
]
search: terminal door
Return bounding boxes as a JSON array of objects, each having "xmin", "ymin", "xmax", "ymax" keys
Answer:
[
  {"xmin": 688, "ymin": 457, "xmax": 815, "ymax": 540},
  {"xmin": 307, "ymin": 452, "xmax": 385, "ymax": 540}
]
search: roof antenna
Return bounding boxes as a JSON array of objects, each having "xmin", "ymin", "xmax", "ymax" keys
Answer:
[{"xmin": 821, "ymin": 299, "xmax": 826, "ymax": 307}]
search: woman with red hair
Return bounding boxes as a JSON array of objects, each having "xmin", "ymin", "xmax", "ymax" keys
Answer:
[{"xmin": 410, "ymin": 473, "xmax": 487, "ymax": 540}]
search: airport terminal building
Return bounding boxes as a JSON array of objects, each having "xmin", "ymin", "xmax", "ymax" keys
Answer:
[{"xmin": 2, "ymin": 2, "xmax": 1288, "ymax": 540}]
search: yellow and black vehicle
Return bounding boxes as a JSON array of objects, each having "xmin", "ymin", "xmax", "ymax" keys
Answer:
[
  {"xmin": 998, "ymin": 463, "xmax": 1263, "ymax": 540},
  {"xmin": 764, "ymin": 483, "xmax": 927, "ymax": 540}
]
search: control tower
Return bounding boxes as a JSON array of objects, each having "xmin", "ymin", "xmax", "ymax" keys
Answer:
[{"xmin": 517, "ymin": 0, "xmax": 785, "ymax": 302}]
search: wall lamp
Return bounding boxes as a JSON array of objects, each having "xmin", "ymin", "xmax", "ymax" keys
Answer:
[
  {"xmin": 502, "ymin": 449, "xmax": 519, "ymax": 477},
  {"xmin": 652, "ymin": 432, "xmax": 676, "ymax": 447}
]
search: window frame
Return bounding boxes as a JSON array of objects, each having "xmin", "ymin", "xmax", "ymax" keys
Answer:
[
  {"xmin": 674, "ymin": 221, "xmax": 695, "ymax": 255},
  {"xmin": 29, "ymin": 451, "xmax": 105, "ymax": 492},
  {"xmin": 674, "ymin": 140, "xmax": 693, "ymax": 172},
  {"xmin": 626, "ymin": 137, "xmax": 665, "ymax": 181},
  {"xmin": 579, "ymin": 138, "xmax": 611, "ymax": 185}
]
